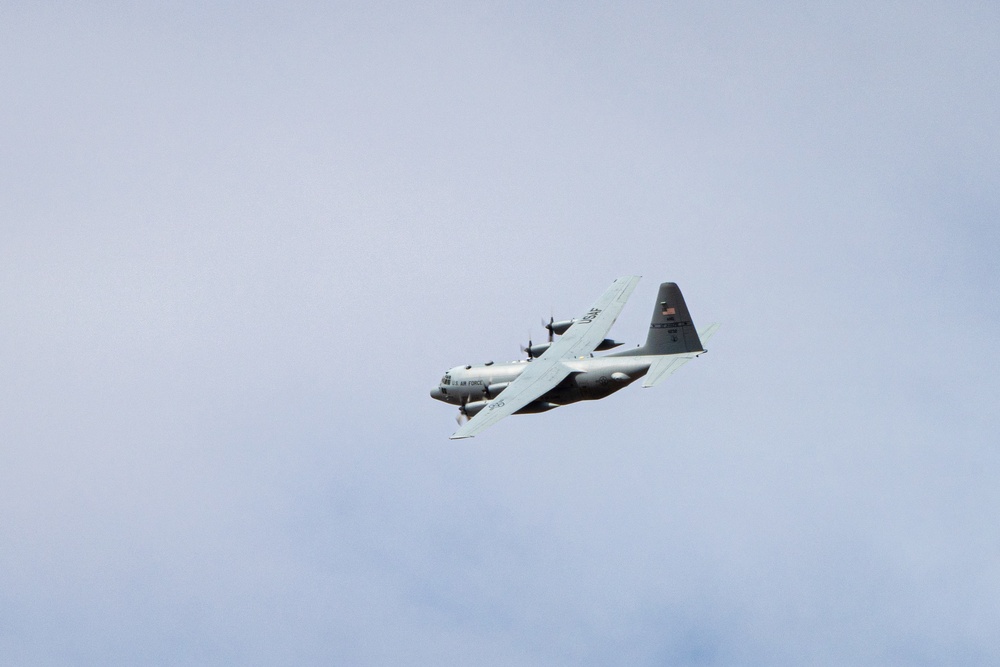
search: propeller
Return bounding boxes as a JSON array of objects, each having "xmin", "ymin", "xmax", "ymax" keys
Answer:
[
  {"xmin": 543, "ymin": 314, "xmax": 555, "ymax": 343},
  {"xmin": 457, "ymin": 388, "xmax": 491, "ymax": 424},
  {"xmin": 520, "ymin": 331, "xmax": 535, "ymax": 360}
]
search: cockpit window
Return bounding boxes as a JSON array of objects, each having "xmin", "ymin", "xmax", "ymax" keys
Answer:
[{"xmin": 441, "ymin": 375, "xmax": 451, "ymax": 385}]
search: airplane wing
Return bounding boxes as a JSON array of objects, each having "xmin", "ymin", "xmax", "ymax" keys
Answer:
[{"xmin": 450, "ymin": 275, "xmax": 641, "ymax": 439}]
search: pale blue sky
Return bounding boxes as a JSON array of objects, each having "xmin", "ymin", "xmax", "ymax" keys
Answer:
[{"xmin": 2, "ymin": 2, "xmax": 999, "ymax": 664}]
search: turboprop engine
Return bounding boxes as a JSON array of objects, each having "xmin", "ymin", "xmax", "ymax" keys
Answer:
[
  {"xmin": 485, "ymin": 382, "xmax": 510, "ymax": 399},
  {"xmin": 516, "ymin": 400, "xmax": 559, "ymax": 414},
  {"xmin": 542, "ymin": 317, "xmax": 622, "ymax": 352},
  {"xmin": 531, "ymin": 339, "xmax": 619, "ymax": 356},
  {"xmin": 545, "ymin": 319, "xmax": 575, "ymax": 336},
  {"xmin": 524, "ymin": 342, "xmax": 551, "ymax": 358},
  {"xmin": 594, "ymin": 338, "xmax": 623, "ymax": 351},
  {"xmin": 457, "ymin": 399, "xmax": 490, "ymax": 424}
]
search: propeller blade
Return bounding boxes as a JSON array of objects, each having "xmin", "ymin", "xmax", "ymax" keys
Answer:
[
  {"xmin": 521, "ymin": 332, "xmax": 534, "ymax": 359},
  {"xmin": 456, "ymin": 395, "xmax": 470, "ymax": 424}
]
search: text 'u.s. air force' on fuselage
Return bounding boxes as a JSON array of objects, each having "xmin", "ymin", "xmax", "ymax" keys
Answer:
[{"xmin": 431, "ymin": 277, "xmax": 720, "ymax": 439}]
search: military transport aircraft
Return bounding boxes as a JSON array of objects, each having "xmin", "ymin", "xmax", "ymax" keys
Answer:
[{"xmin": 431, "ymin": 276, "xmax": 718, "ymax": 439}]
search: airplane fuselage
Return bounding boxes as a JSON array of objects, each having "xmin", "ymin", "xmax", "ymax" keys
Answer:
[
  {"xmin": 430, "ymin": 354, "xmax": 659, "ymax": 415},
  {"xmin": 433, "ymin": 279, "xmax": 713, "ymax": 437}
]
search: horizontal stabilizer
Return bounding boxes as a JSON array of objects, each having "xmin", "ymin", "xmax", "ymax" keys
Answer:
[
  {"xmin": 698, "ymin": 323, "xmax": 721, "ymax": 343},
  {"xmin": 642, "ymin": 352, "xmax": 700, "ymax": 388}
]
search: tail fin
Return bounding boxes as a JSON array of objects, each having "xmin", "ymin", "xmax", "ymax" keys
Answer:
[{"xmin": 640, "ymin": 283, "xmax": 704, "ymax": 355}]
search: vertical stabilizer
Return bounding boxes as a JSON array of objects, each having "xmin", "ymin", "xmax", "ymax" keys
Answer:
[{"xmin": 639, "ymin": 283, "xmax": 704, "ymax": 355}]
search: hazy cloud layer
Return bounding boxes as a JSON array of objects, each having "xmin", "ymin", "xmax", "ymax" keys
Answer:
[{"xmin": 2, "ymin": 2, "xmax": 999, "ymax": 664}]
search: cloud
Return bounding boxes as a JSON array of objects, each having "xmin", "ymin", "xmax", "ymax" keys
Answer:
[{"xmin": 2, "ymin": 2, "xmax": 998, "ymax": 664}]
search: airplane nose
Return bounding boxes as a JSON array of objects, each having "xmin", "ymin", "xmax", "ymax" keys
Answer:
[{"xmin": 430, "ymin": 387, "xmax": 444, "ymax": 401}]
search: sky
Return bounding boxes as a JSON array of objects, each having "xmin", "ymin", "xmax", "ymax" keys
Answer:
[{"xmin": 2, "ymin": 2, "xmax": 999, "ymax": 664}]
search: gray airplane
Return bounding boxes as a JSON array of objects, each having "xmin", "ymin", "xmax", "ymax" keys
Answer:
[{"xmin": 431, "ymin": 276, "xmax": 718, "ymax": 439}]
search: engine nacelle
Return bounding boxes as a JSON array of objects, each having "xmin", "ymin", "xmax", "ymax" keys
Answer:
[
  {"xmin": 549, "ymin": 319, "xmax": 575, "ymax": 335},
  {"xmin": 514, "ymin": 400, "xmax": 559, "ymax": 414},
  {"xmin": 594, "ymin": 338, "xmax": 623, "ymax": 351},
  {"xmin": 527, "ymin": 342, "xmax": 551, "ymax": 358},
  {"xmin": 485, "ymin": 382, "xmax": 510, "ymax": 399},
  {"xmin": 461, "ymin": 400, "xmax": 491, "ymax": 419}
]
